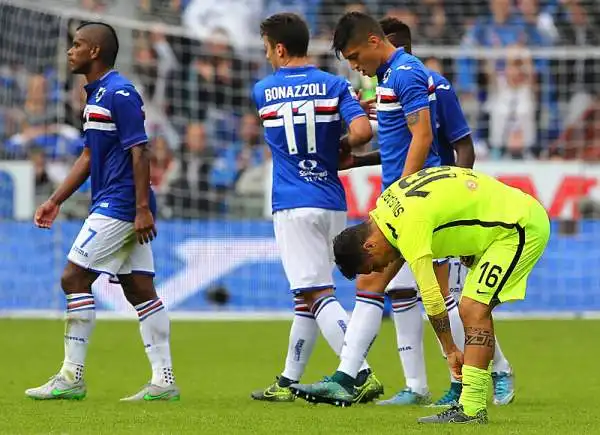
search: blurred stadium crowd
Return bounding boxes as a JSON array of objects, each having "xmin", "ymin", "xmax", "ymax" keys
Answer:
[{"xmin": 0, "ymin": 0, "xmax": 599, "ymax": 218}]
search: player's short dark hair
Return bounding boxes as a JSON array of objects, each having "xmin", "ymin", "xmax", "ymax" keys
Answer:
[
  {"xmin": 332, "ymin": 11, "xmax": 385, "ymax": 59},
  {"xmin": 77, "ymin": 21, "xmax": 119, "ymax": 67},
  {"xmin": 333, "ymin": 221, "xmax": 372, "ymax": 280},
  {"xmin": 260, "ymin": 13, "xmax": 309, "ymax": 58},
  {"xmin": 379, "ymin": 17, "xmax": 412, "ymax": 53}
]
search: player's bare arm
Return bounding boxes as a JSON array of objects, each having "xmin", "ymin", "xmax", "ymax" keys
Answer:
[
  {"xmin": 402, "ymin": 108, "xmax": 433, "ymax": 178},
  {"xmin": 34, "ymin": 148, "xmax": 91, "ymax": 229},
  {"xmin": 453, "ymin": 134, "xmax": 475, "ymax": 169},
  {"xmin": 131, "ymin": 145, "xmax": 157, "ymax": 244},
  {"xmin": 340, "ymin": 115, "xmax": 373, "ymax": 152}
]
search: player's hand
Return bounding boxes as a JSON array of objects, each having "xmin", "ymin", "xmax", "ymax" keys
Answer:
[
  {"xmin": 446, "ymin": 349, "xmax": 464, "ymax": 380},
  {"xmin": 339, "ymin": 150, "xmax": 356, "ymax": 171},
  {"xmin": 34, "ymin": 200, "xmax": 60, "ymax": 229},
  {"xmin": 360, "ymin": 98, "xmax": 377, "ymax": 120},
  {"xmin": 134, "ymin": 207, "xmax": 157, "ymax": 244}
]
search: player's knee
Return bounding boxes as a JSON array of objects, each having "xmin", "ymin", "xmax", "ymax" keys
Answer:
[
  {"xmin": 459, "ymin": 296, "xmax": 492, "ymax": 326},
  {"xmin": 301, "ymin": 288, "xmax": 334, "ymax": 310},
  {"xmin": 387, "ymin": 288, "xmax": 417, "ymax": 301},
  {"xmin": 356, "ymin": 273, "xmax": 388, "ymax": 294},
  {"xmin": 61, "ymin": 268, "xmax": 88, "ymax": 293}
]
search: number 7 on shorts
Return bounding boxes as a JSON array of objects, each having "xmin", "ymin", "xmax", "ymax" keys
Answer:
[{"xmin": 80, "ymin": 228, "xmax": 97, "ymax": 249}]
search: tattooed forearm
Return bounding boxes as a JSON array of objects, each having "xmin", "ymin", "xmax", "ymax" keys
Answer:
[
  {"xmin": 406, "ymin": 111, "xmax": 420, "ymax": 126},
  {"xmin": 428, "ymin": 313, "xmax": 451, "ymax": 334},
  {"xmin": 465, "ymin": 327, "xmax": 495, "ymax": 348}
]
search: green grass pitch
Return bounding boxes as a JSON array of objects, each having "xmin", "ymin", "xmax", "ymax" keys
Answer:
[{"xmin": 1, "ymin": 318, "xmax": 599, "ymax": 434}]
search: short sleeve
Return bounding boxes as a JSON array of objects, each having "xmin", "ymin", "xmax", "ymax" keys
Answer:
[
  {"xmin": 393, "ymin": 65, "xmax": 430, "ymax": 116},
  {"xmin": 337, "ymin": 78, "xmax": 366, "ymax": 125},
  {"xmin": 111, "ymin": 87, "xmax": 148, "ymax": 150},
  {"xmin": 436, "ymin": 81, "xmax": 471, "ymax": 144}
]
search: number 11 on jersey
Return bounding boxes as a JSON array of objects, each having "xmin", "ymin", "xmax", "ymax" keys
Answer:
[{"xmin": 277, "ymin": 100, "xmax": 317, "ymax": 155}]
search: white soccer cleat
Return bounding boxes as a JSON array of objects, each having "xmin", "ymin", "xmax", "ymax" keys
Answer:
[
  {"xmin": 25, "ymin": 374, "xmax": 87, "ymax": 400},
  {"xmin": 120, "ymin": 383, "xmax": 181, "ymax": 402}
]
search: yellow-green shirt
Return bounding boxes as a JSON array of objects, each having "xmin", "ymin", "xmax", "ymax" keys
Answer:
[{"xmin": 369, "ymin": 166, "xmax": 536, "ymax": 315}]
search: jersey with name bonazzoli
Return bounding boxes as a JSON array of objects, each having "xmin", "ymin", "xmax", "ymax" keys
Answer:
[{"xmin": 253, "ymin": 65, "xmax": 365, "ymax": 213}]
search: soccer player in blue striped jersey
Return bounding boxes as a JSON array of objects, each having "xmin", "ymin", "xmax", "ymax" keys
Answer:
[
  {"xmin": 249, "ymin": 13, "xmax": 384, "ymax": 404},
  {"xmin": 290, "ymin": 12, "xmax": 445, "ymax": 407},
  {"xmin": 25, "ymin": 22, "xmax": 179, "ymax": 402},
  {"xmin": 376, "ymin": 18, "xmax": 515, "ymax": 408}
]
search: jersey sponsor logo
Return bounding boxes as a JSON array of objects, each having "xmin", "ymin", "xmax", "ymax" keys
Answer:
[
  {"xmin": 264, "ymin": 83, "xmax": 327, "ymax": 103},
  {"xmin": 298, "ymin": 159, "xmax": 328, "ymax": 182},
  {"xmin": 436, "ymin": 84, "xmax": 451, "ymax": 91},
  {"xmin": 398, "ymin": 346, "xmax": 413, "ymax": 352},
  {"xmin": 396, "ymin": 65, "xmax": 412, "ymax": 71},
  {"xmin": 95, "ymin": 87, "xmax": 106, "ymax": 102},
  {"xmin": 115, "ymin": 90, "xmax": 130, "ymax": 97}
]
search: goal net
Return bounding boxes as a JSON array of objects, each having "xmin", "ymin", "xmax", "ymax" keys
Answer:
[{"xmin": 1, "ymin": 0, "xmax": 600, "ymax": 318}]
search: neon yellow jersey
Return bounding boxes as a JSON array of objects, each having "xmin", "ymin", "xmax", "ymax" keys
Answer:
[{"xmin": 369, "ymin": 166, "xmax": 537, "ymax": 265}]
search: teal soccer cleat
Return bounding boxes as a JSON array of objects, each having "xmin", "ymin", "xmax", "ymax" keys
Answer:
[
  {"xmin": 492, "ymin": 371, "xmax": 515, "ymax": 405},
  {"xmin": 376, "ymin": 387, "xmax": 431, "ymax": 406},
  {"xmin": 290, "ymin": 377, "xmax": 353, "ymax": 407}
]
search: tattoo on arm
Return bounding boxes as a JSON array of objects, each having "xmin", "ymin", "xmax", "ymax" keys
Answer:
[
  {"xmin": 406, "ymin": 111, "xmax": 420, "ymax": 126},
  {"xmin": 465, "ymin": 327, "xmax": 495, "ymax": 348},
  {"xmin": 428, "ymin": 313, "xmax": 451, "ymax": 335}
]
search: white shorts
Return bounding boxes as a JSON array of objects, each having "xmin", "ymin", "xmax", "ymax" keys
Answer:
[
  {"xmin": 273, "ymin": 208, "xmax": 346, "ymax": 293},
  {"xmin": 448, "ymin": 257, "xmax": 468, "ymax": 299},
  {"xmin": 385, "ymin": 258, "xmax": 454, "ymax": 293},
  {"xmin": 67, "ymin": 213, "xmax": 155, "ymax": 277}
]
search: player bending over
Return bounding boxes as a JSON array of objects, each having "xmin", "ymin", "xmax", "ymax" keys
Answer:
[
  {"xmin": 26, "ymin": 22, "xmax": 179, "ymax": 402},
  {"xmin": 292, "ymin": 166, "xmax": 550, "ymax": 424},
  {"xmin": 249, "ymin": 13, "xmax": 382, "ymax": 404},
  {"xmin": 363, "ymin": 17, "xmax": 512, "ymax": 407}
]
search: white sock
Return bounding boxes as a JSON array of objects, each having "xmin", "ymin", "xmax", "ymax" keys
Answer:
[
  {"xmin": 312, "ymin": 294, "xmax": 371, "ymax": 373},
  {"xmin": 390, "ymin": 295, "xmax": 428, "ymax": 394},
  {"xmin": 338, "ymin": 291, "xmax": 384, "ymax": 378},
  {"xmin": 446, "ymin": 295, "xmax": 465, "ymax": 383},
  {"xmin": 281, "ymin": 296, "xmax": 318, "ymax": 382},
  {"xmin": 492, "ymin": 337, "xmax": 512, "ymax": 374},
  {"xmin": 61, "ymin": 293, "xmax": 96, "ymax": 383},
  {"xmin": 135, "ymin": 299, "xmax": 175, "ymax": 387}
]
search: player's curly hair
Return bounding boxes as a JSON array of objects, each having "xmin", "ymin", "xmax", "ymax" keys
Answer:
[
  {"xmin": 379, "ymin": 17, "xmax": 412, "ymax": 54},
  {"xmin": 332, "ymin": 11, "xmax": 385, "ymax": 59},
  {"xmin": 333, "ymin": 221, "xmax": 372, "ymax": 280}
]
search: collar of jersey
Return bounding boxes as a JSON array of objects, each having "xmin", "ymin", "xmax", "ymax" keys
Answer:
[
  {"xmin": 376, "ymin": 48, "xmax": 405, "ymax": 80},
  {"xmin": 84, "ymin": 70, "xmax": 117, "ymax": 93},
  {"xmin": 278, "ymin": 65, "xmax": 317, "ymax": 73}
]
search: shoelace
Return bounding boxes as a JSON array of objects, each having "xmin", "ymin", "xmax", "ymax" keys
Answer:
[
  {"xmin": 494, "ymin": 374, "xmax": 511, "ymax": 396},
  {"xmin": 437, "ymin": 404, "xmax": 462, "ymax": 418}
]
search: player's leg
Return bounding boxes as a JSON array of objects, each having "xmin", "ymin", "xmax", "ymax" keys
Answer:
[
  {"xmin": 291, "ymin": 261, "xmax": 400, "ymax": 406},
  {"xmin": 419, "ymin": 207, "xmax": 550, "ymax": 424},
  {"xmin": 118, "ymin": 269, "xmax": 179, "ymax": 402},
  {"xmin": 428, "ymin": 259, "xmax": 466, "ymax": 407},
  {"xmin": 26, "ymin": 214, "xmax": 114, "ymax": 400},
  {"xmin": 253, "ymin": 209, "xmax": 373, "ymax": 402},
  {"xmin": 378, "ymin": 265, "xmax": 430, "ymax": 406},
  {"xmin": 452, "ymin": 258, "xmax": 516, "ymax": 406}
]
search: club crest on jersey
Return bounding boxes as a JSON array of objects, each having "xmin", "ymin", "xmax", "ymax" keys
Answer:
[
  {"xmin": 382, "ymin": 68, "xmax": 392, "ymax": 84},
  {"xmin": 466, "ymin": 180, "xmax": 478, "ymax": 191},
  {"xmin": 95, "ymin": 87, "xmax": 106, "ymax": 102},
  {"xmin": 298, "ymin": 159, "xmax": 327, "ymax": 182}
]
